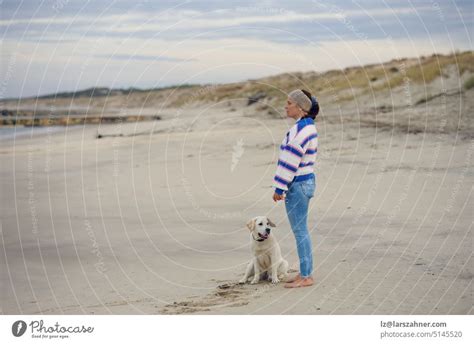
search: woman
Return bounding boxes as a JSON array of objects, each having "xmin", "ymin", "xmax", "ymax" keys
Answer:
[{"xmin": 272, "ymin": 89, "xmax": 319, "ymax": 288}]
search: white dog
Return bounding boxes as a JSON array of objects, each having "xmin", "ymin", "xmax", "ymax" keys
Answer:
[{"xmin": 239, "ymin": 216, "xmax": 289, "ymax": 284}]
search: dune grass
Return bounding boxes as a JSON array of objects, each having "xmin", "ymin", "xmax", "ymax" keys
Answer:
[
  {"xmin": 154, "ymin": 51, "xmax": 474, "ymax": 108},
  {"xmin": 464, "ymin": 75, "xmax": 474, "ymax": 90}
]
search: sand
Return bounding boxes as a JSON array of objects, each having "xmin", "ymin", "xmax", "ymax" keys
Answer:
[{"xmin": 1, "ymin": 91, "xmax": 473, "ymax": 315}]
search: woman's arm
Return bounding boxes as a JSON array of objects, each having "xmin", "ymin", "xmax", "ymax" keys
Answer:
[{"xmin": 272, "ymin": 140, "xmax": 305, "ymax": 194}]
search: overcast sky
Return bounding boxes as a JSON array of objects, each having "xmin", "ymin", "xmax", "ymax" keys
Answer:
[{"xmin": 1, "ymin": 0, "xmax": 472, "ymax": 98}]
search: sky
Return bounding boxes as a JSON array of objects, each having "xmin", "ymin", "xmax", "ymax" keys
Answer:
[{"xmin": 0, "ymin": 0, "xmax": 472, "ymax": 99}]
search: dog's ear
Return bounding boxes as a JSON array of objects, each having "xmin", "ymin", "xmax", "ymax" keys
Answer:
[
  {"xmin": 246, "ymin": 218, "xmax": 256, "ymax": 231},
  {"xmin": 267, "ymin": 218, "xmax": 276, "ymax": 227}
]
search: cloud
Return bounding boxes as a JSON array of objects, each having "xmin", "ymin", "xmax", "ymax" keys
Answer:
[
  {"xmin": 93, "ymin": 54, "xmax": 197, "ymax": 62},
  {"xmin": 2, "ymin": 3, "xmax": 470, "ymax": 46},
  {"xmin": 0, "ymin": 0, "xmax": 472, "ymax": 98}
]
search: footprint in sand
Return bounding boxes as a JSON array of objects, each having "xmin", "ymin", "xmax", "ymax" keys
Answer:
[
  {"xmin": 161, "ymin": 269, "xmax": 299, "ymax": 314},
  {"xmin": 161, "ymin": 282, "xmax": 250, "ymax": 314}
]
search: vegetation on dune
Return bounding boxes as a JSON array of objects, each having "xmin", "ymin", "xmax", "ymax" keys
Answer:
[
  {"xmin": 464, "ymin": 75, "xmax": 474, "ymax": 90},
  {"xmin": 166, "ymin": 51, "xmax": 474, "ymax": 106},
  {"xmin": 1, "ymin": 51, "xmax": 472, "ymax": 124}
]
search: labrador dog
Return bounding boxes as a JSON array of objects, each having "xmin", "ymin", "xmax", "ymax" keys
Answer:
[{"xmin": 239, "ymin": 216, "xmax": 289, "ymax": 284}]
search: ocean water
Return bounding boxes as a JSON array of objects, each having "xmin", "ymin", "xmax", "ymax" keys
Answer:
[{"xmin": 0, "ymin": 126, "xmax": 66, "ymax": 141}]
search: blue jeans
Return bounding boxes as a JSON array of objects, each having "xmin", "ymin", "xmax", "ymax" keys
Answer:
[{"xmin": 284, "ymin": 174, "xmax": 315, "ymax": 278}]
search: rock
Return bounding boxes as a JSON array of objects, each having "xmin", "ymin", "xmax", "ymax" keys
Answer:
[{"xmin": 247, "ymin": 92, "xmax": 266, "ymax": 106}]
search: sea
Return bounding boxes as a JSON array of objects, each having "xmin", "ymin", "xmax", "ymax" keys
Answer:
[{"xmin": 0, "ymin": 126, "xmax": 67, "ymax": 141}]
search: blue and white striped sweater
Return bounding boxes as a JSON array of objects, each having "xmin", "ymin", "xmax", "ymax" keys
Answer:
[{"xmin": 273, "ymin": 117, "xmax": 318, "ymax": 194}]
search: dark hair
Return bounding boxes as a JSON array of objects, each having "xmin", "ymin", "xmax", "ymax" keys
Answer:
[
  {"xmin": 300, "ymin": 89, "xmax": 319, "ymax": 119},
  {"xmin": 301, "ymin": 89, "xmax": 312, "ymax": 100}
]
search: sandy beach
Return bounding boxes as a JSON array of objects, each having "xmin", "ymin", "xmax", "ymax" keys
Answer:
[
  {"xmin": 2, "ymin": 52, "xmax": 473, "ymax": 315},
  {"xmin": 1, "ymin": 81, "xmax": 472, "ymax": 315}
]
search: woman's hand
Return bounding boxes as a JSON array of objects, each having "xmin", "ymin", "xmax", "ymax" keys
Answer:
[{"xmin": 273, "ymin": 192, "xmax": 286, "ymax": 202}]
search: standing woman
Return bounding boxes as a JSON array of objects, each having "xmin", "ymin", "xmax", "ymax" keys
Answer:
[{"xmin": 272, "ymin": 89, "xmax": 319, "ymax": 288}]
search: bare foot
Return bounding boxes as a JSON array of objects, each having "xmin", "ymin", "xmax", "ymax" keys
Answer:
[
  {"xmin": 283, "ymin": 273, "xmax": 301, "ymax": 283},
  {"xmin": 284, "ymin": 277, "xmax": 314, "ymax": 288}
]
